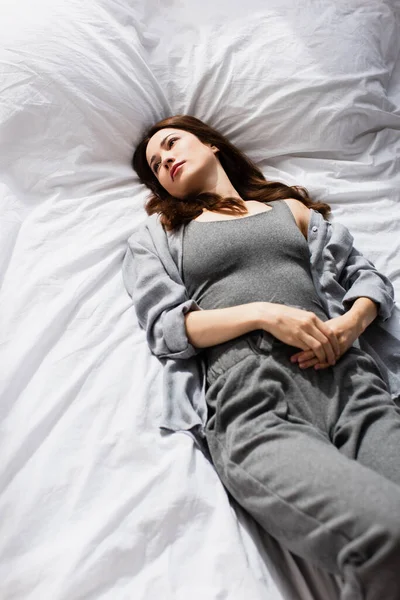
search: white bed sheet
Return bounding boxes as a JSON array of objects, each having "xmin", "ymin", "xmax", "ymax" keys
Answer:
[{"xmin": 0, "ymin": 1, "xmax": 399, "ymax": 599}]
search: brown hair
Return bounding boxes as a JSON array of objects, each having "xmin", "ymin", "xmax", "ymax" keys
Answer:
[{"xmin": 132, "ymin": 114, "xmax": 331, "ymax": 231}]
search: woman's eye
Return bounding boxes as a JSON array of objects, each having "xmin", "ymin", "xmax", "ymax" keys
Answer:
[{"xmin": 154, "ymin": 138, "xmax": 178, "ymax": 173}]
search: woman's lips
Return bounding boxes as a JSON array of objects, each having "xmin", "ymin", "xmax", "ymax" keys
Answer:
[{"xmin": 171, "ymin": 161, "xmax": 185, "ymax": 180}]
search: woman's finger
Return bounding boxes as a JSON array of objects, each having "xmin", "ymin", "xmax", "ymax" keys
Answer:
[
  {"xmin": 314, "ymin": 322, "xmax": 342, "ymax": 365},
  {"xmin": 298, "ymin": 357, "xmax": 319, "ymax": 369},
  {"xmin": 292, "ymin": 329, "xmax": 342, "ymax": 366},
  {"xmin": 320, "ymin": 323, "xmax": 341, "ymax": 358},
  {"xmin": 301, "ymin": 331, "xmax": 332, "ymax": 364},
  {"xmin": 291, "ymin": 349, "xmax": 314, "ymax": 363},
  {"xmin": 313, "ymin": 324, "xmax": 339, "ymax": 365},
  {"xmin": 303, "ymin": 318, "xmax": 338, "ymax": 364},
  {"xmin": 314, "ymin": 362, "xmax": 330, "ymax": 370}
]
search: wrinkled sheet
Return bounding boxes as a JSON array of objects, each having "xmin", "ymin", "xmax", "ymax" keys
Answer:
[{"xmin": 0, "ymin": 1, "xmax": 399, "ymax": 598}]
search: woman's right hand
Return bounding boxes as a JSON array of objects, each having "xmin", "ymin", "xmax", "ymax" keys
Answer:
[{"xmin": 256, "ymin": 302, "xmax": 341, "ymax": 366}]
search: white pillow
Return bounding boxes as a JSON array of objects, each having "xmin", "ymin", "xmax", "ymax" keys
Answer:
[
  {"xmin": 0, "ymin": 0, "xmax": 162, "ymax": 203},
  {"xmin": 140, "ymin": 0, "xmax": 400, "ymax": 162}
]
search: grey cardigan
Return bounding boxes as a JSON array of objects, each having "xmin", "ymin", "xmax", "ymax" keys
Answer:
[{"xmin": 122, "ymin": 206, "xmax": 400, "ymax": 444}]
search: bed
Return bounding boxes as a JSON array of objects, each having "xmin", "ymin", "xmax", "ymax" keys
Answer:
[{"xmin": 1, "ymin": 1, "xmax": 399, "ymax": 598}]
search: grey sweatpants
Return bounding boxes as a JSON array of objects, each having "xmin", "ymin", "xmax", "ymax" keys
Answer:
[{"xmin": 204, "ymin": 330, "xmax": 400, "ymax": 600}]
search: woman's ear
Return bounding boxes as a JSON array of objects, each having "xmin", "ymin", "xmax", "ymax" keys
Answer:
[{"xmin": 211, "ymin": 145, "xmax": 219, "ymax": 153}]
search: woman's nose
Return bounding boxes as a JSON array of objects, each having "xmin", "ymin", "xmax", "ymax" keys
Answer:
[{"xmin": 162, "ymin": 156, "xmax": 174, "ymax": 171}]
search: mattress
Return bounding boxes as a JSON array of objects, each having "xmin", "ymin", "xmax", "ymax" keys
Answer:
[{"xmin": 0, "ymin": 1, "xmax": 399, "ymax": 598}]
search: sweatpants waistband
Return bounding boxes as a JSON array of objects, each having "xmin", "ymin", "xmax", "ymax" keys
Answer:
[{"xmin": 205, "ymin": 330, "xmax": 278, "ymax": 384}]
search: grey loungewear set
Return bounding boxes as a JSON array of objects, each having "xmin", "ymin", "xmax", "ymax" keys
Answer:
[
  {"xmin": 123, "ymin": 200, "xmax": 400, "ymax": 600},
  {"xmin": 182, "ymin": 201, "xmax": 400, "ymax": 600}
]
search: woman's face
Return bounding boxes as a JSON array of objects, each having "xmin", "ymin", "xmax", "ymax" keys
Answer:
[{"xmin": 145, "ymin": 128, "xmax": 219, "ymax": 199}]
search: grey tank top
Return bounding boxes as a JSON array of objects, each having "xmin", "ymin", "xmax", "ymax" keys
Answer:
[{"xmin": 182, "ymin": 200, "xmax": 328, "ymax": 322}]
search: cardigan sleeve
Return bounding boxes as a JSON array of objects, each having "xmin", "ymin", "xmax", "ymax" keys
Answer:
[
  {"xmin": 122, "ymin": 230, "xmax": 203, "ymax": 360},
  {"xmin": 326, "ymin": 221, "xmax": 395, "ymax": 321},
  {"xmin": 340, "ymin": 245, "xmax": 395, "ymax": 321}
]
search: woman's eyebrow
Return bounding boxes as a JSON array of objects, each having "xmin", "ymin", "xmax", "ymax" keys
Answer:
[{"xmin": 149, "ymin": 134, "xmax": 174, "ymax": 169}]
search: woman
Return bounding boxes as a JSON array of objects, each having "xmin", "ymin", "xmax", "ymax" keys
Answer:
[{"xmin": 123, "ymin": 114, "xmax": 400, "ymax": 600}]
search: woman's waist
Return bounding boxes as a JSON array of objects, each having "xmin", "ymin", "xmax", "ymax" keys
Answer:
[
  {"xmin": 204, "ymin": 330, "xmax": 267, "ymax": 385},
  {"xmin": 194, "ymin": 283, "xmax": 329, "ymax": 320},
  {"xmin": 204, "ymin": 325, "xmax": 294, "ymax": 385},
  {"xmin": 204, "ymin": 301, "xmax": 329, "ymax": 381}
]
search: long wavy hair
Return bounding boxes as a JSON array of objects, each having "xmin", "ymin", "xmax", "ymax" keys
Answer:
[{"xmin": 132, "ymin": 115, "xmax": 331, "ymax": 231}]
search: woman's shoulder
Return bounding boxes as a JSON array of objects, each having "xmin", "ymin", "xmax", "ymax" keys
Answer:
[
  {"xmin": 126, "ymin": 213, "xmax": 182, "ymax": 270},
  {"xmin": 281, "ymin": 198, "xmax": 312, "ymax": 239},
  {"xmin": 127, "ymin": 213, "xmax": 161, "ymax": 244}
]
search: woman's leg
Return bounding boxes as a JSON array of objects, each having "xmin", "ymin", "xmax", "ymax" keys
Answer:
[
  {"xmin": 205, "ymin": 351, "xmax": 400, "ymax": 600},
  {"xmin": 329, "ymin": 346, "xmax": 400, "ymax": 485}
]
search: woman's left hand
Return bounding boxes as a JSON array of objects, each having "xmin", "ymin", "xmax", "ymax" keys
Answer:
[{"xmin": 290, "ymin": 313, "xmax": 361, "ymax": 370}]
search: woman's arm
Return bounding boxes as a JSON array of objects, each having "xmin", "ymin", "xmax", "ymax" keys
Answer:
[
  {"xmin": 290, "ymin": 199, "xmax": 394, "ymax": 322},
  {"xmin": 184, "ymin": 303, "xmax": 261, "ymax": 348},
  {"xmin": 291, "ymin": 299, "xmax": 378, "ymax": 371},
  {"xmin": 339, "ymin": 245, "xmax": 394, "ymax": 321},
  {"xmin": 286, "ymin": 200, "xmax": 393, "ymax": 369},
  {"xmin": 122, "ymin": 234, "xmax": 203, "ymax": 360},
  {"xmin": 345, "ymin": 296, "xmax": 378, "ymax": 334},
  {"xmin": 123, "ymin": 224, "xmax": 338, "ymax": 364},
  {"xmin": 311, "ymin": 209, "xmax": 395, "ymax": 321},
  {"xmin": 186, "ymin": 302, "xmax": 340, "ymax": 366}
]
